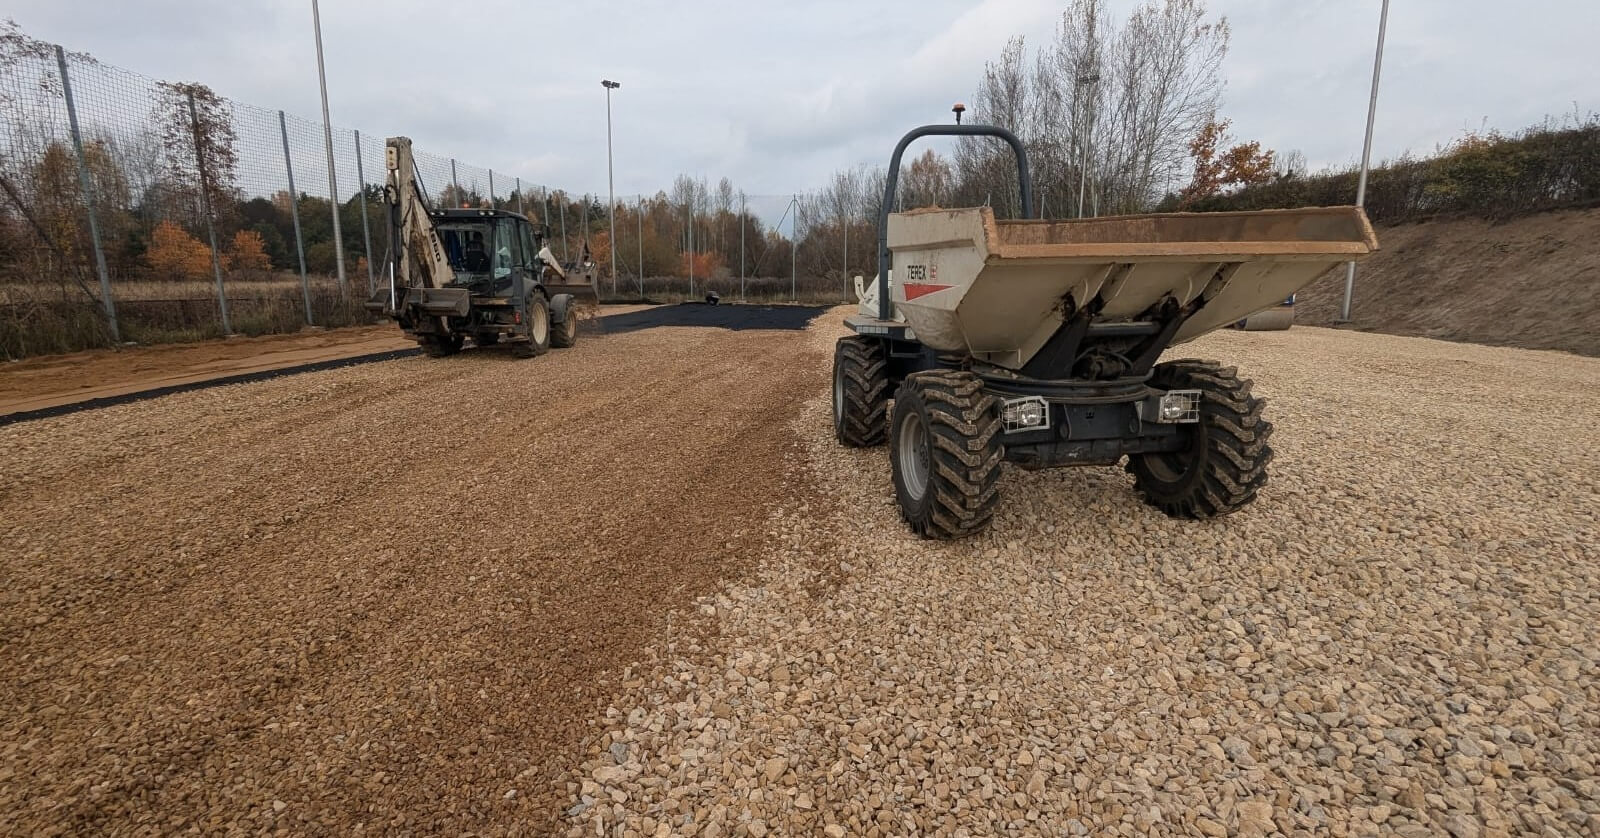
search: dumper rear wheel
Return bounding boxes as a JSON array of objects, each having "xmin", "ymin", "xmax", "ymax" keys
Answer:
[
  {"xmin": 833, "ymin": 337, "xmax": 889, "ymax": 447},
  {"xmin": 890, "ymin": 370, "xmax": 1004, "ymax": 539},
  {"xmin": 1127, "ymin": 360, "xmax": 1274, "ymax": 518}
]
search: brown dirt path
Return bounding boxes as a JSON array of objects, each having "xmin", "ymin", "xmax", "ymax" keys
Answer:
[
  {"xmin": 0, "ymin": 306, "xmax": 660, "ymax": 418},
  {"xmin": 0, "ymin": 310, "xmax": 830, "ymax": 835}
]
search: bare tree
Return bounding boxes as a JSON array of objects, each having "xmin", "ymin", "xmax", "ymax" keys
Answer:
[
  {"xmin": 901, "ymin": 150, "xmax": 954, "ymax": 209},
  {"xmin": 954, "ymin": 35, "xmax": 1032, "ymax": 215},
  {"xmin": 1098, "ymin": 0, "xmax": 1229, "ymax": 211},
  {"xmin": 946, "ymin": 0, "xmax": 1228, "ymax": 218}
]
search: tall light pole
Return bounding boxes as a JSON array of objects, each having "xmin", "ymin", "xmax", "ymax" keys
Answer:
[
  {"xmin": 310, "ymin": 0, "xmax": 347, "ymax": 297},
  {"xmin": 602, "ymin": 79, "xmax": 620, "ymax": 297},
  {"xmin": 1340, "ymin": 0, "xmax": 1389, "ymax": 323}
]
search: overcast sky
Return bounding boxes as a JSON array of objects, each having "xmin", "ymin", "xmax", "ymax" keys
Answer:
[{"xmin": 10, "ymin": 0, "xmax": 1598, "ymax": 199}]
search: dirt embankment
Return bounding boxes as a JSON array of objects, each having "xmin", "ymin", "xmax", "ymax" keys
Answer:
[{"xmin": 1296, "ymin": 207, "xmax": 1600, "ymax": 356}]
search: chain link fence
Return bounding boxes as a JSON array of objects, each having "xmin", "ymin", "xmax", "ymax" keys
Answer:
[
  {"xmin": 592, "ymin": 191, "xmax": 879, "ymax": 306},
  {"xmin": 0, "ymin": 32, "xmax": 864, "ymax": 360},
  {"xmin": 0, "ymin": 38, "xmax": 565, "ymax": 359}
]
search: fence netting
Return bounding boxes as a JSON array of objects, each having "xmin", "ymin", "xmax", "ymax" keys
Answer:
[{"xmin": 0, "ymin": 38, "xmax": 855, "ymax": 359}]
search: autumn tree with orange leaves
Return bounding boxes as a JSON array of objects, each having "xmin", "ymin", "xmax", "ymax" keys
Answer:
[
  {"xmin": 588, "ymin": 230, "xmax": 611, "ymax": 275},
  {"xmin": 226, "ymin": 229, "xmax": 272, "ymax": 272},
  {"xmin": 680, "ymin": 250, "xmax": 723, "ymax": 278},
  {"xmin": 1180, "ymin": 118, "xmax": 1276, "ymax": 208},
  {"xmin": 146, "ymin": 221, "xmax": 213, "ymax": 280}
]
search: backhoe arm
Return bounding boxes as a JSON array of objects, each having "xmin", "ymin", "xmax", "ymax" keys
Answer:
[{"xmin": 384, "ymin": 136, "xmax": 455, "ymax": 290}]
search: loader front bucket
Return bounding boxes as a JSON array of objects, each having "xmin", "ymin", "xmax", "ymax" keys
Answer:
[{"xmin": 538, "ymin": 252, "xmax": 600, "ymax": 307}]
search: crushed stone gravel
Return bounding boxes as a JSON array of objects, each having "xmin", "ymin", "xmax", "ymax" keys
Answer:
[
  {"xmin": 4, "ymin": 306, "xmax": 1597, "ymax": 836},
  {"xmin": 0, "ymin": 320, "xmax": 826, "ymax": 835},
  {"xmin": 561, "ymin": 320, "xmax": 1600, "ymax": 837}
]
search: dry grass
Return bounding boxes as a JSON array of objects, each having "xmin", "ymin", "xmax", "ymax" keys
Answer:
[{"xmin": 0, "ymin": 274, "xmax": 369, "ymax": 360}]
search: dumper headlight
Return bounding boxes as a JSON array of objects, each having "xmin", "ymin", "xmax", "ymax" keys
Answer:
[
  {"xmin": 1001, "ymin": 396, "xmax": 1049, "ymax": 432},
  {"xmin": 1157, "ymin": 390, "xmax": 1201, "ymax": 423}
]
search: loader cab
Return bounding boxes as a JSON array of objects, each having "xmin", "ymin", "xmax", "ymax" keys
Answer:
[{"xmin": 430, "ymin": 209, "xmax": 538, "ymax": 297}]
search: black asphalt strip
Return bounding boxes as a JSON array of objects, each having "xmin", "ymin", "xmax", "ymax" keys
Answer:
[{"xmin": 0, "ymin": 304, "xmax": 831, "ymax": 427}]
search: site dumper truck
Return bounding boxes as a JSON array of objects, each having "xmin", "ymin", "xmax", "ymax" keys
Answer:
[{"xmin": 834, "ymin": 124, "xmax": 1378, "ymax": 538}]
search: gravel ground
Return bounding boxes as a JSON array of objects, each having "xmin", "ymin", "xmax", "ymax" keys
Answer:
[
  {"xmin": 0, "ymin": 319, "xmax": 827, "ymax": 835},
  {"xmin": 5, "ymin": 309, "xmax": 1597, "ymax": 836},
  {"xmin": 562, "ymin": 322, "xmax": 1600, "ymax": 837}
]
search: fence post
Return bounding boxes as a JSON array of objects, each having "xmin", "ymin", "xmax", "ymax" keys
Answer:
[
  {"xmin": 450, "ymin": 158, "xmax": 460, "ymax": 205},
  {"xmin": 687, "ymin": 204, "xmax": 694, "ymax": 298},
  {"xmin": 739, "ymin": 193, "xmax": 745, "ymax": 300},
  {"xmin": 279, "ymin": 110, "xmax": 314, "ymax": 326},
  {"xmin": 186, "ymin": 91, "xmax": 232, "ymax": 335},
  {"xmin": 842, "ymin": 206, "xmax": 849, "ymax": 300},
  {"xmin": 488, "ymin": 169, "xmax": 495, "ymax": 208},
  {"xmin": 353, "ymin": 129, "xmax": 376, "ymax": 295},
  {"xmin": 322, "ymin": 140, "xmax": 347, "ymax": 299},
  {"xmin": 791, "ymin": 194, "xmax": 798, "ymax": 301},
  {"xmin": 559, "ymin": 194, "xmax": 568, "ymax": 260},
  {"xmin": 637, "ymin": 197, "xmax": 643, "ymax": 297},
  {"xmin": 54, "ymin": 46, "xmax": 119, "ymax": 343},
  {"xmin": 515, "ymin": 177, "xmax": 524, "ymax": 216}
]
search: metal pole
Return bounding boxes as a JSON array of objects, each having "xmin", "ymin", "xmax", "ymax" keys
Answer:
[
  {"xmin": 280, "ymin": 110, "xmax": 314, "ymax": 325},
  {"xmin": 488, "ymin": 169, "xmax": 495, "ymax": 208},
  {"xmin": 604, "ymin": 82, "xmax": 618, "ymax": 296},
  {"xmin": 791, "ymin": 194, "xmax": 798, "ymax": 301},
  {"xmin": 739, "ymin": 193, "xmax": 746, "ymax": 299},
  {"xmin": 451, "ymin": 158, "xmax": 460, "ymax": 205},
  {"xmin": 1340, "ymin": 0, "xmax": 1389, "ymax": 323},
  {"xmin": 637, "ymin": 197, "xmax": 643, "ymax": 297},
  {"xmin": 687, "ymin": 203, "xmax": 694, "ymax": 297},
  {"xmin": 842, "ymin": 207, "xmax": 849, "ymax": 299},
  {"xmin": 559, "ymin": 194, "xmax": 568, "ymax": 259},
  {"xmin": 353, "ymin": 129, "xmax": 375, "ymax": 294},
  {"xmin": 187, "ymin": 91, "xmax": 232, "ymax": 335},
  {"xmin": 55, "ymin": 46, "xmax": 119, "ymax": 343},
  {"xmin": 1077, "ymin": 77, "xmax": 1098, "ymax": 218},
  {"xmin": 310, "ymin": 0, "xmax": 347, "ymax": 297},
  {"xmin": 515, "ymin": 176, "xmax": 524, "ymax": 216}
]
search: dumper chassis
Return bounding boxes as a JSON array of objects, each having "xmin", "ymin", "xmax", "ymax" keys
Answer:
[{"xmin": 836, "ymin": 124, "xmax": 1377, "ymax": 538}]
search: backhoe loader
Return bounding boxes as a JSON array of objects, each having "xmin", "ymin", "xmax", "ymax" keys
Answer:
[{"xmin": 366, "ymin": 136, "xmax": 597, "ymax": 357}]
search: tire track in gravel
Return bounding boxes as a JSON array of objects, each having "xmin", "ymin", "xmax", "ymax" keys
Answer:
[{"xmin": 0, "ymin": 317, "xmax": 830, "ymax": 835}]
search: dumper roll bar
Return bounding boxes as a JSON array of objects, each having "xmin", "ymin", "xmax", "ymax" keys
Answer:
[{"xmin": 876, "ymin": 124, "xmax": 1033, "ymax": 321}]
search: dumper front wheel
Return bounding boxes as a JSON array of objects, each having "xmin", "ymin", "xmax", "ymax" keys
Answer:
[
  {"xmin": 1126, "ymin": 360, "xmax": 1274, "ymax": 518},
  {"xmin": 890, "ymin": 371, "xmax": 1004, "ymax": 539},
  {"xmin": 833, "ymin": 337, "xmax": 889, "ymax": 447}
]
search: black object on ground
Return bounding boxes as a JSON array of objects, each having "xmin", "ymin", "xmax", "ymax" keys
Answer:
[
  {"xmin": 599, "ymin": 303, "xmax": 826, "ymax": 335},
  {"xmin": 2, "ymin": 304, "xmax": 832, "ymax": 426},
  {"xmin": 0, "ymin": 348, "xmax": 421, "ymax": 427}
]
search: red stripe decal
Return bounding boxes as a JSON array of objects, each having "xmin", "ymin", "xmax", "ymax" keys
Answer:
[{"xmin": 903, "ymin": 283, "xmax": 952, "ymax": 301}]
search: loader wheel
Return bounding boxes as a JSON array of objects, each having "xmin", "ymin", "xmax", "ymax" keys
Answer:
[
  {"xmin": 550, "ymin": 309, "xmax": 577, "ymax": 348},
  {"xmin": 510, "ymin": 296, "xmax": 552, "ymax": 359},
  {"xmin": 833, "ymin": 336, "xmax": 889, "ymax": 447},
  {"xmin": 889, "ymin": 370, "xmax": 1004, "ymax": 539},
  {"xmin": 420, "ymin": 333, "xmax": 463, "ymax": 357},
  {"xmin": 1126, "ymin": 360, "xmax": 1274, "ymax": 518}
]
